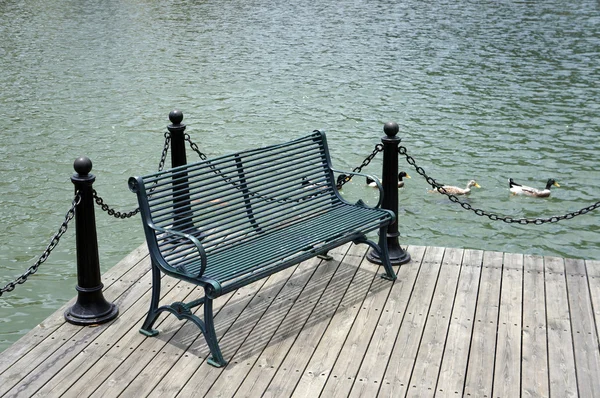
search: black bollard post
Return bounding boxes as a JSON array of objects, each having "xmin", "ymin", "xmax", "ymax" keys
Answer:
[
  {"xmin": 64, "ymin": 157, "xmax": 119, "ymax": 326},
  {"xmin": 168, "ymin": 109, "xmax": 187, "ymax": 168},
  {"xmin": 167, "ymin": 110, "xmax": 193, "ymax": 232},
  {"xmin": 366, "ymin": 122, "xmax": 411, "ymax": 266}
]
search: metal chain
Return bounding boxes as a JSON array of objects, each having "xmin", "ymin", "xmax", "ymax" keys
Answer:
[
  {"xmin": 398, "ymin": 145, "xmax": 600, "ymax": 224},
  {"xmin": 184, "ymin": 133, "xmax": 208, "ymax": 161},
  {"xmin": 1, "ymin": 132, "xmax": 172, "ymax": 296},
  {"xmin": 93, "ymin": 190, "xmax": 140, "ymax": 218},
  {"xmin": 336, "ymin": 144, "xmax": 383, "ymax": 189},
  {"xmin": 185, "ymin": 131, "xmax": 331, "ymax": 204},
  {"xmin": 0, "ymin": 192, "xmax": 81, "ymax": 297},
  {"xmin": 157, "ymin": 131, "xmax": 171, "ymax": 172},
  {"xmin": 185, "ymin": 132, "xmax": 304, "ymax": 203},
  {"xmin": 146, "ymin": 131, "xmax": 171, "ymax": 198},
  {"xmin": 94, "ymin": 131, "xmax": 172, "ymax": 217}
]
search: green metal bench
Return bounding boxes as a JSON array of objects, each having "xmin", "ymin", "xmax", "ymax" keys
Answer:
[{"xmin": 128, "ymin": 130, "xmax": 397, "ymax": 367}]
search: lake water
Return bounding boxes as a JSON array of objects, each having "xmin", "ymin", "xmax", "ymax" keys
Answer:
[{"xmin": 1, "ymin": 0, "xmax": 599, "ymax": 352}]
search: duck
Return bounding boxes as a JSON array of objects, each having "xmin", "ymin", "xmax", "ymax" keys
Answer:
[
  {"xmin": 366, "ymin": 172, "xmax": 411, "ymax": 188},
  {"xmin": 509, "ymin": 178, "xmax": 559, "ymax": 197},
  {"xmin": 431, "ymin": 179, "xmax": 481, "ymax": 195}
]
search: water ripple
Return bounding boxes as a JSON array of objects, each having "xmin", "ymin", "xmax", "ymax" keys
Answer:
[{"xmin": 1, "ymin": 0, "xmax": 599, "ymax": 351}]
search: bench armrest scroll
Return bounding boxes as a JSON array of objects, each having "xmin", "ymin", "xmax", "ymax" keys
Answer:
[
  {"xmin": 150, "ymin": 224, "xmax": 208, "ymax": 278},
  {"xmin": 330, "ymin": 168, "xmax": 384, "ymax": 208}
]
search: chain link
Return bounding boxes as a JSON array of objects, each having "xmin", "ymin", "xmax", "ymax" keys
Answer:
[
  {"xmin": 94, "ymin": 131, "xmax": 172, "ymax": 217},
  {"xmin": 184, "ymin": 133, "xmax": 208, "ymax": 161},
  {"xmin": 157, "ymin": 131, "xmax": 171, "ymax": 172},
  {"xmin": 185, "ymin": 131, "xmax": 336, "ymax": 204},
  {"xmin": 336, "ymin": 144, "xmax": 383, "ymax": 189},
  {"xmin": 1, "ymin": 131, "xmax": 172, "ymax": 296},
  {"xmin": 93, "ymin": 190, "xmax": 140, "ymax": 219},
  {"xmin": 185, "ymin": 133, "xmax": 306, "ymax": 203},
  {"xmin": 0, "ymin": 192, "xmax": 81, "ymax": 297},
  {"xmin": 398, "ymin": 145, "xmax": 600, "ymax": 224}
]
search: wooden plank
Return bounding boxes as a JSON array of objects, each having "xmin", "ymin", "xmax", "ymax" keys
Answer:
[
  {"xmin": 148, "ymin": 243, "xmax": 350, "ymax": 398},
  {"xmin": 492, "ymin": 252, "xmax": 523, "ymax": 398},
  {"xmin": 174, "ymin": 257, "xmax": 324, "ymax": 398},
  {"xmin": 101, "ymin": 243, "xmax": 149, "ymax": 279},
  {"xmin": 236, "ymin": 243, "xmax": 367, "ymax": 398},
  {"xmin": 293, "ymin": 251, "xmax": 387, "ymax": 397},
  {"xmin": 200, "ymin": 257, "xmax": 326, "ymax": 398},
  {"xmin": 463, "ymin": 250, "xmax": 503, "ymax": 398},
  {"xmin": 1, "ymin": 268, "xmax": 177, "ymax": 397},
  {"xmin": 521, "ymin": 255, "xmax": 549, "ymax": 398},
  {"xmin": 405, "ymin": 247, "xmax": 463, "ymax": 398},
  {"xmin": 2, "ymin": 245, "xmax": 597, "ymax": 398},
  {"xmin": 545, "ymin": 256, "xmax": 577, "ymax": 398},
  {"xmin": 377, "ymin": 245, "xmax": 446, "ymax": 398},
  {"xmin": 586, "ymin": 259, "xmax": 600, "ymax": 369},
  {"xmin": 43, "ymin": 279, "xmax": 201, "ymax": 397},
  {"xmin": 0, "ymin": 254, "xmax": 153, "ymax": 396},
  {"xmin": 99, "ymin": 243, "xmax": 149, "ymax": 282},
  {"xmin": 114, "ymin": 279, "xmax": 264, "ymax": 398},
  {"xmin": 258, "ymin": 243, "xmax": 374, "ymax": 398},
  {"xmin": 347, "ymin": 246, "xmax": 427, "ymax": 398},
  {"xmin": 565, "ymin": 257, "xmax": 600, "ymax": 397},
  {"xmin": 0, "ymin": 243, "xmax": 148, "ymax": 376},
  {"xmin": 435, "ymin": 249, "xmax": 483, "ymax": 397},
  {"xmin": 141, "ymin": 274, "xmax": 277, "ymax": 397}
]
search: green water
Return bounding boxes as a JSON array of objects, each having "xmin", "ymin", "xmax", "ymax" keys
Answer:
[{"xmin": 1, "ymin": 0, "xmax": 599, "ymax": 352}]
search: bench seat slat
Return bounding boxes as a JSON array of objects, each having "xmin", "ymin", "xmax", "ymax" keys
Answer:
[
  {"xmin": 197, "ymin": 203, "xmax": 339, "ymax": 252},
  {"xmin": 170, "ymin": 204, "xmax": 388, "ymax": 284}
]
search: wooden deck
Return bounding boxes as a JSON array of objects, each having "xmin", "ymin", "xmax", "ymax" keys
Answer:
[{"xmin": 1, "ymin": 242, "xmax": 599, "ymax": 397}]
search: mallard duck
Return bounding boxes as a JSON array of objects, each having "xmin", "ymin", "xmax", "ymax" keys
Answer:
[
  {"xmin": 509, "ymin": 178, "xmax": 559, "ymax": 197},
  {"xmin": 366, "ymin": 172, "xmax": 411, "ymax": 188},
  {"xmin": 431, "ymin": 180, "xmax": 481, "ymax": 195}
]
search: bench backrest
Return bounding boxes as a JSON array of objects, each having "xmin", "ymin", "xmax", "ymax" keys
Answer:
[{"xmin": 130, "ymin": 130, "xmax": 342, "ymax": 263}]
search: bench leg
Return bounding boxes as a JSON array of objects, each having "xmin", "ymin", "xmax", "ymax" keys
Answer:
[
  {"xmin": 139, "ymin": 262, "xmax": 162, "ymax": 337},
  {"xmin": 162, "ymin": 295, "xmax": 227, "ymax": 367},
  {"xmin": 203, "ymin": 297, "xmax": 227, "ymax": 367},
  {"xmin": 354, "ymin": 229, "xmax": 397, "ymax": 281},
  {"xmin": 137, "ymin": 263, "xmax": 226, "ymax": 367},
  {"xmin": 377, "ymin": 226, "xmax": 397, "ymax": 281},
  {"xmin": 317, "ymin": 250, "xmax": 334, "ymax": 261}
]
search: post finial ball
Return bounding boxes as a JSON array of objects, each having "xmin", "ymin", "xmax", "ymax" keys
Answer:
[
  {"xmin": 169, "ymin": 110, "xmax": 184, "ymax": 125},
  {"xmin": 74, "ymin": 156, "xmax": 92, "ymax": 175},
  {"xmin": 383, "ymin": 122, "xmax": 399, "ymax": 137}
]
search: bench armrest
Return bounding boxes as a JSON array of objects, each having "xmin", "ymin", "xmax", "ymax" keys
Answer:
[
  {"xmin": 330, "ymin": 168, "xmax": 384, "ymax": 209},
  {"xmin": 150, "ymin": 224, "xmax": 208, "ymax": 278}
]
